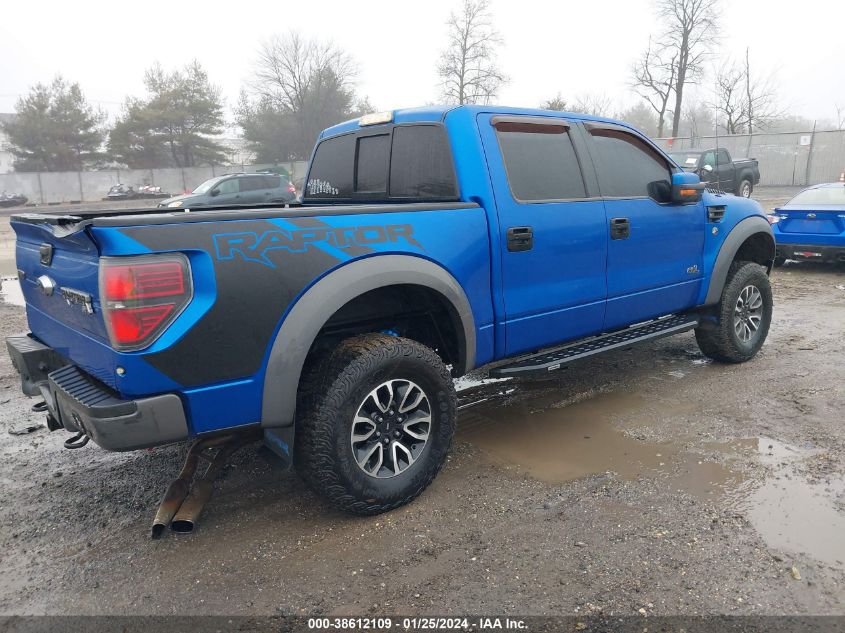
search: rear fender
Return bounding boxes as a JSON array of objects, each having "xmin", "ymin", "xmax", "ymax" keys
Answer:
[{"xmin": 260, "ymin": 254, "xmax": 476, "ymax": 428}]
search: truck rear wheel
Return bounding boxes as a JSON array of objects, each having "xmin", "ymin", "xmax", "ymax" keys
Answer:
[
  {"xmin": 695, "ymin": 261, "xmax": 772, "ymax": 363},
  {"xmin": 737, "ymin": 179, "xmax": 753, "ymax": 198},
  {"xmin": 294, "ymin": 333, "xmax": 456, "ymax": 515}
]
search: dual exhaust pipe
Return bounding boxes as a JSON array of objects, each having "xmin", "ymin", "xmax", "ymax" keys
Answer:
[{"xmin": 151, "ymin": 432, "xmax": 256, "ymax": 539}]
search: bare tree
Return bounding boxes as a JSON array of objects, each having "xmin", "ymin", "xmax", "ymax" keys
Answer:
[
  {"xmin": 631, "ymin": 38, "xmax": 677, "ymax": 137},
  {"xmin": 243, "ymin": 31, "xmax": 364, "ymax": 160},
  {"xmin": 711, "ymin": 61, "xmax": 746, "ymax": 134},
  {"xmin": 438, "ymin": 0, "xmax": 506, "ymax": 105},
  {"xmin": 711, "ymin": 51, "xmax": 782, "ymax": 135},
  {"xmin": 836, "ymin": 104, "xmax": 845, "ymax": 130},
  {"xmin": 743, "ymin": 48, "xmax": 782, "ymax": 133},
  {"xmin": 657, "ymin": 0, "xmax": 719, "ymax": 136},
  {"xmin": 573, "ymin": 94, "xmax": 614, "ymax": 117},
  {"xmin": 541, "ymin": 93, "xmax": 568, "ymax": 111}
]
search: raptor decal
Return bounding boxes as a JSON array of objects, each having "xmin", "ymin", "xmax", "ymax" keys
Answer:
[{"xmin": 213, "ymin": 224, "xmax": 423, "ymax": 268}]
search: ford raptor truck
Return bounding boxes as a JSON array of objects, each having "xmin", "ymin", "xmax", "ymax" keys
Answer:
[{"xmin": 6, "ymin": 106, "xmax": 776, "ymax": 515}]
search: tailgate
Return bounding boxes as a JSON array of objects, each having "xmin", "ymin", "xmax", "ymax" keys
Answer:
[{"xmin": 11, "ymin": 215, "xmax": 108, "ymax": 342}]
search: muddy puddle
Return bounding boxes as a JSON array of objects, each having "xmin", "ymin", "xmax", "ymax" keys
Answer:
[
  {"xmin": 458, "ymin": 388, "xmax": 845, "ymax": 566},
  {"xmin": 0, "ymin": 277, "xmax": 24, "ymax": 307},
  {"xmin": 722, "ymin": 438, "xmax": 845, "ymax": 566},
  {"xmin": 458, "ymin": 389, "xmax": 738, "ymax": 498}
]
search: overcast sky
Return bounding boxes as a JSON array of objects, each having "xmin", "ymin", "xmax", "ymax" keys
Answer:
[{"xmin": 2, "ymin": 0, "xmax": 843, "ymax": 130}]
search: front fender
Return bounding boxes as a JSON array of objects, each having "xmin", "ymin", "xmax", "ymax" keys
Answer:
[
  {"xmin": 260, "ymin": 254, "xmax": 476, "ymax": 428},
  {"xmin": 703, "ymin": 215, "xmax": 774, "ymax": 305}
]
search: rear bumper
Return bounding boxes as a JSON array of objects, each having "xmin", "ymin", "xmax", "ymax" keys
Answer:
[
  {"xmin": 6, "ymin": 334, "xmax": 189, "ymax": 451},
  {"xmin": 775, "ymin": 243, "xmax": 845, "ymax": 263}
]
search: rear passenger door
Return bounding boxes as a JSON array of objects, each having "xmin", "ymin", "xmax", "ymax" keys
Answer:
[
  {"xmin": 479, "ymin": 114, "xmax": 608, "ymax": 356},
  {"xmin": 582, "ymin": 123, "xmax": 704, "ymax": 330}
]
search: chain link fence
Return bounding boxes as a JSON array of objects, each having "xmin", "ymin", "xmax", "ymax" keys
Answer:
[{"xmin": 652, "ymin": 129, "xmax": 845, "ymax": 187}]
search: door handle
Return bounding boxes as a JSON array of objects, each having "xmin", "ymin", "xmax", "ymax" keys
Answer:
[
  {"xmin": 507, "ymin": 226, "xmax": 533, "ymax": 252},
  {"xmin": 610, "ymin": 217, "xmax": 630, "ymax": 240}
]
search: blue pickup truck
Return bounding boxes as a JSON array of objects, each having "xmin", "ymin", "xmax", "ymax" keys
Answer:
[{"xmin": 6, "ymin": 105, "xmax": 775, "ymax": 517}]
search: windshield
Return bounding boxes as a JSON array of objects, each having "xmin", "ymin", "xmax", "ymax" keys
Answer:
[
  {"xmin": 192, "ymin": 177, "xmax": 223, "ymax": 194},
  {"xmin": 669, "ymin": 153, "xmax": 701, "ymax": 168},
  {"xmin": 787, "ymin": 186, "xmax": 845, "ymax": 206}
]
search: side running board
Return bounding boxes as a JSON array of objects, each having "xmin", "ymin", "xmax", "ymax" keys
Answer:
[{"xmin": 490, "ymin": 314, "xmax": 700, "ymax": 377}]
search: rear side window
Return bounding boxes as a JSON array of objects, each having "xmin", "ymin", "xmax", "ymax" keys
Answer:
[
  {"xmin": 306, "ymin": 133, "xmax": 355, "ymax": 198},
  {"xmin": 355, "ymin": 135, "xmax": 390, "ymax": 193},
  {"xmin": 588, "ymin": 128, "xmax": 671, "ymax": 198},
  {"xmin": 240, "ymin": 175, "xmax": 269, "ymax": 191},
  {"xmin": 390, "ymin": 126, "xmax": 457, "ymax": 198},
  {"xmin": 263, "ymin": 175, "xmax": 282, "ymax": 188},
  {"xmin": 305, "ymin": 124, "xmax": 458, "ymax": 202},
  {"xmin": 495, "ymin": 121, "xmax": 586, "ymax": 201}
]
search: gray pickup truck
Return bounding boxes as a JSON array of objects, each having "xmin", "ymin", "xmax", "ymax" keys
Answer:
[{"xmin": 670, "ymin": 148, "xmax": 761, "ymax": 198}]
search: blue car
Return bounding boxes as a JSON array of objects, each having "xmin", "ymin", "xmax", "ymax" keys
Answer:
[{"xmin": 769, "ymin": 183, "xmax": 845, "ymax": 266}]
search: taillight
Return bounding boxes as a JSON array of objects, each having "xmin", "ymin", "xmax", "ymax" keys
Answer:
[
  {"xmin": 99, "ymin": 255, "xmax": 192, "ymax": 350},
  {"xmin": 287, "ymin": 183, "xmax": 296, "ymax": 193}
]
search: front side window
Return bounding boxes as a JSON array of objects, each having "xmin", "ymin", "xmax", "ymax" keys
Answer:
[
  {"xmin": 193, "ymin": 177, "xmax": 222, "ymax": 194},
  {"xmin": 215, "ymin": 178, "xmax": 239, "ymax": 195},
  {"xmin": 495, "ymin": 121, "xmax": 587, "ymax": 201},
  {"xmin": 588, "ymin": 128, "xmax": 671, "ymax": 198},
  {"xmin": 702, "ymin": 151, "xmax": 717, "ymax": 168}
]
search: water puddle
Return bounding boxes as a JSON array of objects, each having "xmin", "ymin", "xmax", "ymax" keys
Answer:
[
  {"xmin": 457, "ymin": 390, "xmax": 737, "ymax": 498},
  {"xmin": 459, "ymin": 385, "xmax": 845, "ymax": 566},
  {"xmin": 722, "ymin": 438, "xmax": 845, "ymax": 566},
  {"xmin": 1, "ymin": 277, "xmax": 24, "ymax": 307}
]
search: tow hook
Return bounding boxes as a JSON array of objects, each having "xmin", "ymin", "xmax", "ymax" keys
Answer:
[{"xmin": 151, "ymin": 431, "xmax": 259, "ymax": 539}]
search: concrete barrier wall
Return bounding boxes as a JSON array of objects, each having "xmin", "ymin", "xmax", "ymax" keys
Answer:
[{"xmin": 0, "ymin": 162, "xmax": 308, "ymax": 204}]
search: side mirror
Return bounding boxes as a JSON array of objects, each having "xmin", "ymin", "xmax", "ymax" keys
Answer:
[
  {"xmin": 702, "ymin": 164, "xmax": 714, "ymax": 173},
  {"xmin": 671, "ymin": 172, "xmax": 705, "ymax": 204},
  {"xmin": 209, "ymin": 188, "xmax": 220, "ymax": 197}
]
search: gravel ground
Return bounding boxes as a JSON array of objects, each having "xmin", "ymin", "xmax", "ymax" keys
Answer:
[{"xmin": 0, "ymin": 187, "xmax": 843, "ymax": 617}]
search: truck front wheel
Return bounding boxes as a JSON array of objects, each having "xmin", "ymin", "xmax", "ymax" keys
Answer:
[
  {"xmin": 695, "ymin": 261, "xmax": 773, "ymax": 363},
  {"xmin": 294, "ymin": 333, "xmax": 456, "ymax": 515}
]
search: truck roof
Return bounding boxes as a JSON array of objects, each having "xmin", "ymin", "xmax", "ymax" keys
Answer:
[{"xmin": 320, "ymin": 104, "xmax": 630, "ymax": 139}]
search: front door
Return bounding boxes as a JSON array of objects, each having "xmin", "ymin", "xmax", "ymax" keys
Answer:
[
  {"xmin": 479, "ymin": 114, "xmax": 608, "ymax": 356},
  {"xmin": 582, "ymin": 123, "xmax": 705, "ymax": 330}
]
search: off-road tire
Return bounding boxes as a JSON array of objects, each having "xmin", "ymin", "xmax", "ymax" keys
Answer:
[
  {"xmin": 695, "ymin": 261, "xmax": 773, "ymax": 363},
  {"xmin": 294, "ymin": 333, "xmax": 456, "ymax": 515}
]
